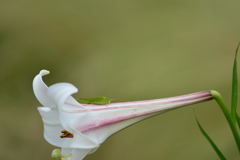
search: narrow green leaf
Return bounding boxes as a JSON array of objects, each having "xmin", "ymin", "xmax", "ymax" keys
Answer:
[
  {"xmin": 236, "ymin": 113, "xmax": 240, "ymax": 129},
  {"xmin": 195, "ymin": 117, "xmax": 226, "ymax": 160},
  {"xmin": 231, "ymin": 42, "xmax": 240, "ymax": 124}
]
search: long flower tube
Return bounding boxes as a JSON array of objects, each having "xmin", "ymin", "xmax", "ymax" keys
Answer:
[{"xmin": 33, "ymin": 70, "xmax": 213, "ymax": 160}]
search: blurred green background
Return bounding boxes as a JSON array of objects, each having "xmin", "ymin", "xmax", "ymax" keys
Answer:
[{"xmin": 0, "ymin": 0, "xmax": 240, "ymax": 159}]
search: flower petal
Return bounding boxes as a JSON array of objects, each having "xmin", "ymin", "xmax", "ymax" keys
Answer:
[
  {"xmin": 47, "ymin": 83, "xmax": 85, "ymax": 111},
  {"xmin": 47, "ymin": 83, "xmax": 99, "ymax": 149},
  {"xmin": 33, "ymin": 70, "xmax": 55, "ymax": 108},
  {"xmin": 38, "ymin": 107, "xmax": 66, "ymax": 147}
]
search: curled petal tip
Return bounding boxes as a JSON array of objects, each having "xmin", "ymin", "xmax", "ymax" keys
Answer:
[
  {"xmin": 40, "ymin": 69, "xmax": 50, "ymax": 76},
  {"xmin": 47, "ymin": 83, "xmax": 79, "ymax": 109}
]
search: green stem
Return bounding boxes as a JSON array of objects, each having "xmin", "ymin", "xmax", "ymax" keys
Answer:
[{"xmin": 211, "ymin": 90, "xmax": 240, "ymax": 152}]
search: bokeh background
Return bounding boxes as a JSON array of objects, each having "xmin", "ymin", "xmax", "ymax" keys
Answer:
[{"xmin": 0, "ymin": 0, "xmax": 240, "ymax": 160}]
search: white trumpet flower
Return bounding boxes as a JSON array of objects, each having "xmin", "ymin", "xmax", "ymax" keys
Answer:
[{"xmin": 33, "ymin": 70, "xmax": 213, "ymax": 160}]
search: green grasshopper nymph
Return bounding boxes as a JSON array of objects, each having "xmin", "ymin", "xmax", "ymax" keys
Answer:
[{"xmin": 76, "ymin": 97, "xmax": 112, "ymax": 105}]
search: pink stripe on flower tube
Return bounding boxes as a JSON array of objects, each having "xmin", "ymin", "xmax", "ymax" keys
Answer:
[
  {"xmin": 65, "ymin": 91, "xmax": 212, "ymax": 113},
  {"xmin": 73, "ymin": 91, "xmax": 212, "ymax": 132}
]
